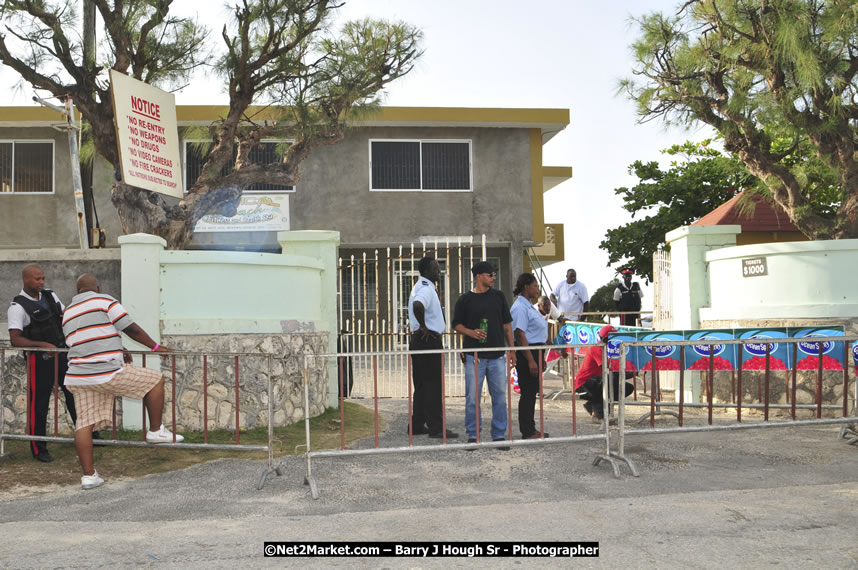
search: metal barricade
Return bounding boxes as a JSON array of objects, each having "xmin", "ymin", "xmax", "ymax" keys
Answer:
[
  {"xmin": 0, "ymin": 346, "xmax": 283, "ymax": 489},
  {"xmin": 603, "ymin": 337, "xmax": 858, "ymax": 477},
  {"xmin": 285, "ymin": 343, "xmax": 619, "ymax": 499}
]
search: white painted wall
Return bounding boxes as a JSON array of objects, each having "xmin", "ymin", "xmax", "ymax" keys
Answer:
[{"xmin": 701, "ymin": 239, "xmax": 858, "ymax": 322}]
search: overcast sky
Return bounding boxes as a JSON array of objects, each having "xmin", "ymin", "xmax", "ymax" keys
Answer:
[{"xmin": 2, "ymin": 0, "xmax": 717, "ymax": 308}]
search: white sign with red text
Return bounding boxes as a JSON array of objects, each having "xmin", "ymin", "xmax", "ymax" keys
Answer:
[{"xmin": 109, "ymin": 70, "xmax": 183, "ymax": 198}]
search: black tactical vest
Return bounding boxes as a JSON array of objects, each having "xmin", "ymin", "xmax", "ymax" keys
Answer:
[
  {"xmin": 616, "ymin": 282, "xmax": 642, "ymax": 312},
  {"xmin": 13, "ymin": 290, "xmax": 66, "ymax": 347}
]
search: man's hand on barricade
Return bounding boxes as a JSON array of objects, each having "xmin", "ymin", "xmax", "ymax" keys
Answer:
[{"xmin": 123, "ymin": 350, "xmax": 133, "ymax": 364}]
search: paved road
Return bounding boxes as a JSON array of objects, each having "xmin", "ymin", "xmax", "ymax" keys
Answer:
[{"xmin": 1, "ymin": 400, "xmax": 857, "ymax": 568}]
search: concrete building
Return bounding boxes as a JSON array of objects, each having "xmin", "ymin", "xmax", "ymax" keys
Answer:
[{"xmin": 1, "ymin": 105, "xmax": 571, "ymax": 333}]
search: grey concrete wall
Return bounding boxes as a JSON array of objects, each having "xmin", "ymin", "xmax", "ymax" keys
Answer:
[
  {"xmin": 187, "ymin": 126, "xmax": 534, "ymax": 252},
  {"xmin": 0, "ymin": 250, "xmax": 121, "ymax": 337},
  {"xmin": 6, "ymin": 124, "xmax": 535, "ymax": 276},
  {"xmin": 0, "ymin": 127, "xmax": 79, "ymax": 248}
]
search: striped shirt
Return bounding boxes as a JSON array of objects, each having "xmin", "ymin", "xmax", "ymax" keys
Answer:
[{"xmin": 62, "ymin": 291, "xmax": 134, "ymax": 385}]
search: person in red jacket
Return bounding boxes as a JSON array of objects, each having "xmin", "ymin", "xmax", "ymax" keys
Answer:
[{"xmin": 574, "ymin": 325, "xmax": 633, "ymax": 420}]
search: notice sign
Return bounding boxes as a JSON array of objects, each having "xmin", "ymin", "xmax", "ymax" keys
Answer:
[
  {"xmin": 742, "ymin": 257, "xmax": 768, "ymax": 277},
  {"xmin": 109, "ymin": 70, "xmax": 183, "ymax": 198}
]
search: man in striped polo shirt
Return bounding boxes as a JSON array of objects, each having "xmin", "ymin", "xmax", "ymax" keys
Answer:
[{"xmin": 62, "ymin": 273, "xmax": 183, "ymax": 490}]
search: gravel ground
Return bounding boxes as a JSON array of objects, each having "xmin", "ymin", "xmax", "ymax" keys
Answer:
[{"xmin": 1, "ymin": 389, "xmax": 857, "ymax": 568}]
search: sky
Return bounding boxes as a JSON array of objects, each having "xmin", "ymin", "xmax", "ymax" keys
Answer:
[{"xmin": 1, "ymin": 0, "xmax": 717, "ymax": 309}]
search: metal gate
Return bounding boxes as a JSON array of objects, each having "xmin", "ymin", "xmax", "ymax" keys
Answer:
[
  {"xmin": 652, "ymin": 249, "xmax": 672, "ymax": 330},
  {"xmin": 337, "ymin": 237, "xmax": 496, "ymax": 398}
]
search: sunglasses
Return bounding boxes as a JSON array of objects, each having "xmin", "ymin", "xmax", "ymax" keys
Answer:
[{"xmin": 480, "ymin": 272, "xmax": 496, "ymax": 278}]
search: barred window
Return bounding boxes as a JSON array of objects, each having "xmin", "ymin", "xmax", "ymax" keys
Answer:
[
  {"xmin": 184, "ymin": 140, "xmax": 294, "ymax": 193},
  {"xmin": 370, "ymin": 139, "xmax": 472, "ymax": 191},
  {"xmin": 0, "ymin": 141, "xmax": 54, "ymax": 193}
]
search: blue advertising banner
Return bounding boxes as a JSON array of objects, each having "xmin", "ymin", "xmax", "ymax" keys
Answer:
[
  {"xmin": 789, "ymin": 327, "xmax": 845, "ymax": 370},
  {"xmin": 605, "ymin": 331, "xmax": 640, "ymax": 372},
  {"xmin": 684, "ymin": 330, "xmax": 737, "ymax": 371},
  {"xmin": 738, "ymin": 329, "xmax": 791, "ymax": 370},
  {"xmin": 639, "ymin": 331, "xmax": 684, "ymax": 371}
]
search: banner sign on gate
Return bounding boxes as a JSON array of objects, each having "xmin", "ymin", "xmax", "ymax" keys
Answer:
[
  {"xmin": 639, "ymin": 331, "xmax": 684, "ymax": 371},
  {"xmin": 852, "ymin": 340, "xmax": 858, "ymax": 374},
  {"xmin": 684, "ymin": 330, "xmax": 737, "ymax": 370},
  {"xmin": 738, "ymin": 329, "xmax": 790, "ymax": 370},
  {"xmin": 789, "ymin": 327, "xmax": 845, "ymax": 370},
  {"xmin": 605, "ymin": 332, "xmax": 639, "ymax": 372}
]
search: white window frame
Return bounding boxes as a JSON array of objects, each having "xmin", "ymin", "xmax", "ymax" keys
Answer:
[
  {"xmin": 368, "ymin": 138, "xmax": 473, "ymax": 193},
  {"xmin": 182, "ymin": 138, "xmax": 296, "ymax": 194},
  {"xmin": 0, "ymin": 139, "xmax": 56, "ymax": 195}
]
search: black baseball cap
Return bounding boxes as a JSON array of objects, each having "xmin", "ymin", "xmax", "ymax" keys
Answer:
[{"xmin": 471, "ymin": 261, "xmax": 496, "ymax": 276}]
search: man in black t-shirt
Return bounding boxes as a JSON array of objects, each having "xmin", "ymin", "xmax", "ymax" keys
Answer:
[{"xmin": 452, "ymin": 261, "xmax": 516, "ymax": 447}]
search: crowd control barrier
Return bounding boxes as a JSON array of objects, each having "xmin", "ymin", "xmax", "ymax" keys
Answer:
[
  {"xmin": 0, "ymin": 346, "xmax": 283, "ymax": 489},
  {"xmin": 603, "ymin": 336, "xmax": 858, "ymax": 476},
  {"xmin": 289, "ymin": 342, "xmax": 627, "ymax": 499}
]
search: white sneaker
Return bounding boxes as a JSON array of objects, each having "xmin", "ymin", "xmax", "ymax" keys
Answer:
[
  {"xmin": 81, "ymin": 471, "xmax": 104, "ymax": 490},
  {"xmin": 146, "ymin": 424, "xmax": 185, "ymax": 443}
]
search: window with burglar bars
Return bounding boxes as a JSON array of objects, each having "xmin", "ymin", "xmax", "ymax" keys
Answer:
[
  {"xmin": 184, "ymin": 140, "xmax": 295, "ymax": 192},
  {"xmin": 369, "ymin": 139, "xmax": 472, "ymax": 191},
  {"xmin": 0, "ymin": 141, "xmax": 54, "ymax": 194}
]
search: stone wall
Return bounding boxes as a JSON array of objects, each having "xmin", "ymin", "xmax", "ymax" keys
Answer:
[
  {"xmin": 1, "ymin": 333, "xmax": 329, "ymax": 436},
  {"xmin": 161, "ymin": 333, "xmax": 329, "ymax": 431}
]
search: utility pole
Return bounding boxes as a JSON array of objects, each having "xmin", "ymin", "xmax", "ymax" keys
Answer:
[{"xmin": 31, "ymin": 95, "xmax": 89, "ymax": 249}]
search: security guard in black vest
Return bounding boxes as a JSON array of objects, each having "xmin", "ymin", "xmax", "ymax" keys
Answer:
[
  {"xmin": 613, "ymin": 269, "xmax": 643, "ymax": 327},
  {"xmin": 7, "ymin": 265, "xmax": 79, "ymax": 462}
]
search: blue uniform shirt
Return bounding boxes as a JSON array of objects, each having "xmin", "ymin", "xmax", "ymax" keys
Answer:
[
  {"xmin": 510, "ymin": 295, "xmax": 548, "ymax": 344},
  {"xmin": 408, "ymin": 277, "xmax": 445, "ymax": 334}
]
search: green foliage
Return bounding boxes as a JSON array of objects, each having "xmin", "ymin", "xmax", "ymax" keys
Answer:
[
  {"xmin": 624, "ymin": 0, "xmax": 858, "ymax": 239},
  {"xmin": 0, "ymin": 0, "xmax": 423, "ymax": 248},
  {"xmin": 588, "ymin": 279, "xmax": 621, "ymax": 323},
  {"xmin": 600, "ymin": 140, "xmax": 754, "ymax": 281}
]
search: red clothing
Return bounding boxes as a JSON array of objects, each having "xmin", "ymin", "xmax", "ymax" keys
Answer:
[{"xmin": 574, "ymin": 344, "xmax": 605, "ymax": 390}]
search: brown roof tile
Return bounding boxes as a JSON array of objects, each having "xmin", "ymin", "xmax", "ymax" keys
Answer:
[{"xmin": 693, "ymin": 191, "xmax": 801, "ymax": 232}]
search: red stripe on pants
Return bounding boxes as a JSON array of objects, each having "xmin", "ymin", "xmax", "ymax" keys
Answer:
[{"xmin": 28, "ymin": 353, "xmax": 39, "ymax": 456}]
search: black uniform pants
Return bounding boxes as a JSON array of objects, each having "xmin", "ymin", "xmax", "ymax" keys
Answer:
[
  {"xmin": 515, "ymin": 346, "xmax": 544, "ymax": 437},
  {"xmin": 27, "ymin": 352, "xmax": 76, "ymax": 457},
  {"xmin": 576, "ymin": 373, "xmax": 634, "ymax": 418},
  {"xmin": 409, "ymin": 331, "xmax": 444, "ymax": 434}
]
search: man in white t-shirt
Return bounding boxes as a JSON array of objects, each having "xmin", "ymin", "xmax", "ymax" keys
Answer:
[{"xmin": 550, "ymin": 269, "xmax": 589, "ymax": 321}]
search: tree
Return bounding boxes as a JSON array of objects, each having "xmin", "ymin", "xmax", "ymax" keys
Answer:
[
  {"xmin": 624, "ymin": 0, "xmax": 858, "ymax": 240},
  {"xmin": 600, "ymin": 140, "xmax": 755, "ymax": 281},
  {"xmin": 0, "ymin": 0, "xmax": 422, "ymax": 248},
  {"xmin": 587, "ymin": 279, "xmax": 620, "ymax": 324}
]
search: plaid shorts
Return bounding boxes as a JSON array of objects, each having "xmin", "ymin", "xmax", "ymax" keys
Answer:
[{"xmin": 67, "ymin": 366, "xmax": 162, "ymax": 432}]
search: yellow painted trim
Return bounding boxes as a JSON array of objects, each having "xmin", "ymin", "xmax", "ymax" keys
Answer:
[
  {"xmin": 0, "ymin": 106, "xmax": 65, "ymax": 122},
  {"xmin": 530, "ymin": 129, "xmax": 544, "ymax": 244},
  {"xmin": 543, "ymin": 166, "xmax": 572, "ymax": 178},
  {"xmin": 0, "ymin": 105, "xmax": 569, "ymax": 141}
]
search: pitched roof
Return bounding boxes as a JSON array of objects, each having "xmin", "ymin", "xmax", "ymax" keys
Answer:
[{"xmin": 693, "ymin": 191, "xmax": 801, "ymax": 232}]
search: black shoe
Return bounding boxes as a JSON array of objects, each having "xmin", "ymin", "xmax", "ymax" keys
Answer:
[
  {"xmin": 429, "ymin": 429, "xmax": 459, "ymax": 439},
  {"xmin": 523, "ymin": 431, "xmax": 550, "ymax": 439},
  {"xmin": 466, "ymin": 437, "xmax": 477, "ymax": 451},
  {"xmin": 34, "ymin": 451, "xmax": 54, "ymax": 463},
  {"xmin": 406, "ymin": 425, "xmax": 430, "ymax": 435},
  {"xmin": 493, "ymin": 438, "xmax": 511, "ymax": 451}
]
